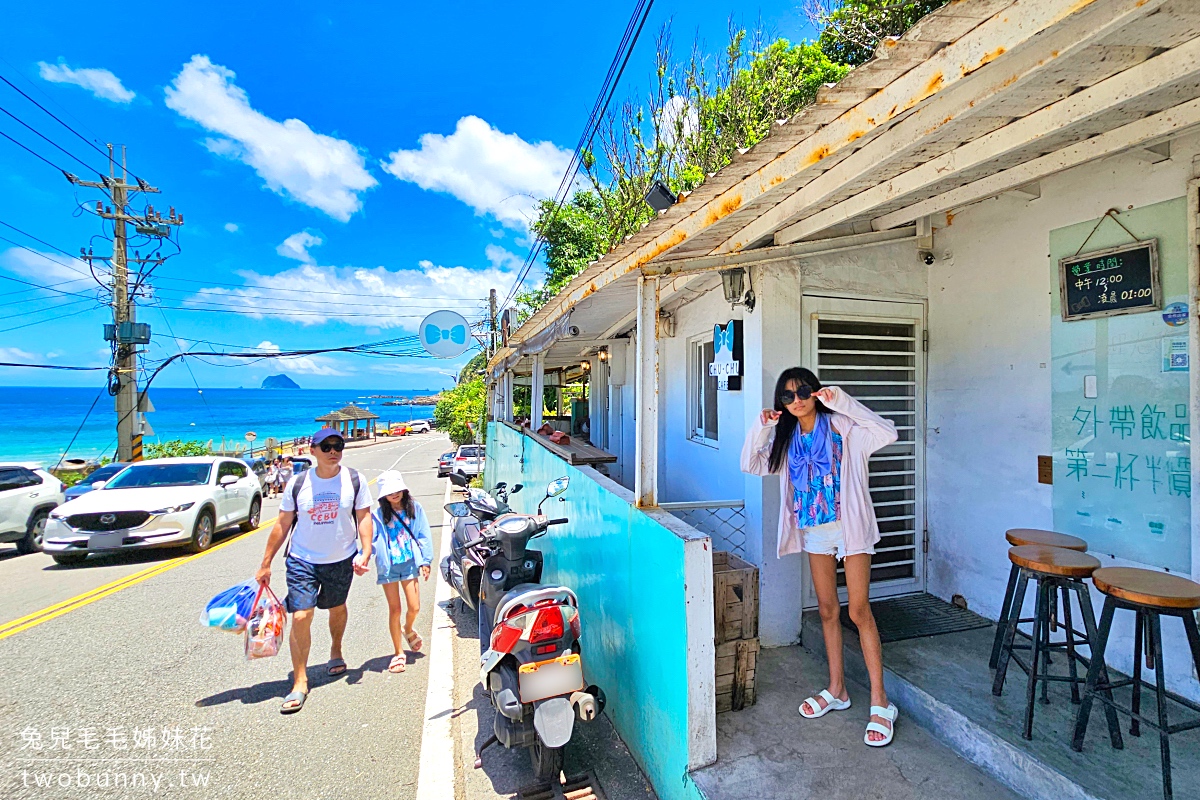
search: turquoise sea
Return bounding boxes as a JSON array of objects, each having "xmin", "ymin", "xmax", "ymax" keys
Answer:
[{"xmin": 0, "ymin": 387, "xmax": 437, "ymax": 466}]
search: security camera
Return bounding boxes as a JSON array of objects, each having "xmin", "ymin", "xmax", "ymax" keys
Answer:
[
  {"xmin": 566, "ymin": 325, "xmax": 581, "ymax": 337},
  {"xmin": 920, "ymin": 251, "xmax": 935, "ymax": 266}
]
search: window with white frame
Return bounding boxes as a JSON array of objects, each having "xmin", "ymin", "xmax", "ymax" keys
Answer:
[{"xmin": 690, "ymin": 336, "xmax": 718, "ymax": 444}]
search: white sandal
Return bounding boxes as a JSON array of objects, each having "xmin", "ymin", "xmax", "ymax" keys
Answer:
[
  {"xmin": 864, "ymin": 703, "xmax": 898, "ymax": 747},
  {"xmin": 798, "ymin": 689, "xmax": 852, "ymax": 719}
]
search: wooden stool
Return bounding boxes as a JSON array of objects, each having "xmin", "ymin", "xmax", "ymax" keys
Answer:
[
  {"xmin": 1071, "ymin": 568, "xmax": 1200, "ymax": 800},
  {"xmin": 990, "ymin": 530, "xmax": 1089, "ymax": 669},
  {"xmin": 992, "ymin": 545, "xmax": 1107, "ymax": 740}
]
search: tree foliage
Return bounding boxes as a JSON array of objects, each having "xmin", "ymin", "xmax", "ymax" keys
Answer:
[
  {"xmin": 807, "ymin": 0, "xmax": 951, "ymax": 67},
  {"xmin": 434, "ymin": 377, "xmax": 485, "ymax": 446},
  {"xmin": 145, "ymin": 439, "xmax": 211, "ymax": 459}
]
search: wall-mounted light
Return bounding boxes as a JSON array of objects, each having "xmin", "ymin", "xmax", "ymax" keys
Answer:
[
  {"xmin": 644, "ymin": 180, "xmax": 677, "ymax": 212},
  {"xmin": 720, "ymin": 267, "xmax": 756, "ymax": 313},
  {"xmin": 598, "ymin": 349, "xmax": 609, "ymax": 362},
  {"xmin": 581, "ymin": 360, "xmax": 591, "ymax": 370}
]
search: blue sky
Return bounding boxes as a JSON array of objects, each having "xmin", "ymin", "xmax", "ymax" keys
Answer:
[{"xmin": 0, "ymin": 1, "xmax": 816, "ymax": 390}]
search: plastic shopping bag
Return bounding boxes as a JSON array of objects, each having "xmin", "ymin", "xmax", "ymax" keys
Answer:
[
  {"xmin": 200, "ymin": 580, "xmax": 258, "ymax": 633},
  {"xmin": 244, "ymin": 584, "xmax": 287, "ymax": 661}
]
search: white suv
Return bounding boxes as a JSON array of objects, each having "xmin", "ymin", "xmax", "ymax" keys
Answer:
[
  {"xmin": 0, "ymin": 464, "xmax": 64, "ymax": 555},
  {"xmin": 43, "ymin": 457, "xmax": 262, "ymax": 566},
  {"xmin": 452, "ymin": 445, "xmax": 483, "ymax": 478},
  {"xmin": 408, "ymin": 420, "xmax": 431, "ymax": 433}
]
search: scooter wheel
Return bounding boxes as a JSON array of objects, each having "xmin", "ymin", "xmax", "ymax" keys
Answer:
[{"xmin": 530, "ymin": 738, "xmax": 564, "ymax": 781}]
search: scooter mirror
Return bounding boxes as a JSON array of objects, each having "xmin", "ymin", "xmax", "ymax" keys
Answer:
[
  {"xmin": 546, "ymin": 477, "xmax": 570, "ymax": 497},
  {"xmin": 511, "ymin": 484, "xmax": 523, "ymax": 494},
  {"xmin": 448, "ymin": 472, "xmax": 468, "ymax": 487},
  {"xmin": 493, "ymin": 482, "xmax": 507, "ymax": 491},
  {"xmin": 444, "ymin": 501, "xmax": 472, "ymax": 518}
]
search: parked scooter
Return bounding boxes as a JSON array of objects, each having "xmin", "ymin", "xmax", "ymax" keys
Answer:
[
  {"xmin": 439, "ymin": 475, "xmax": 524, "ymax": 614},
  {"xmin": 444, "ymin": 476, "xmax": 605, "ymax": 781}
]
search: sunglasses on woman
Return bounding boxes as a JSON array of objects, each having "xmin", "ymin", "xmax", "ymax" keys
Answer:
[
  {"xmin": 318, "ymin": 440, "xmax": 345, "ymax": 453},
  {"xmin": 779, "ymin": 386, "xmax": 814, "ymax": 405}
]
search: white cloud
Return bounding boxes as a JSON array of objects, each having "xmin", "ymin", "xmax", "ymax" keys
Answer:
[
  {"xmin": 38, "ymin": 61, "xmax": 135, "ymax": 103},
  {"xmin": 224, "ymin": 223, "xmax": 239, "ymax": 233},
  {"xmin": 657, "ymin": 95, "xmax": 698, "ymax": 149},
  {"xmin": 276, "ymin": 231, "xmax": 323, "ymax": 264},
  {"xmin": 381, "ymin": 116, "xmax": 573, "ymax": 230},
  {"xmin": 253, "ymin": 340, "xmax": 350, "ymax": 376},
  {"xmin": 0, "ymin": 347, "xmax": 36, "ymax": 363},
  {"xmin": 485, "ymin": 244, "xmax": 522, "ymax": 271},
  {"xmin": 165, "ymin": 55, "xmax": 377, "ymax": 221},
  {"xmin": 1, "ymin": 247, "xmax": 93, "ymax": 284},
  {"xmin": 186, "ymin": 255, "xmax": 510, "ymax": 330}
]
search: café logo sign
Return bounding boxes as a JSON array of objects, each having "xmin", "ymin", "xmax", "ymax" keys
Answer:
[{"xmin": 709, "ymin": 319, "xmax": 743, "ymax": 391}]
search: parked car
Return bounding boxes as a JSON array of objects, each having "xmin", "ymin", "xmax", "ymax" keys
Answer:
[
  {"xmin": 242, "ymin": 456, "xmax": 269, "ymax": 492},
  {"xmin": 0, "ymin": 463, "xmax": 64, "ymax": 554},
  {"xmin": 451, "ymin": 445, "xmax": 483, "ymax": 478},
  {"xmin": 43, "ymin": 457, "xmax": 262, "ymax": 565},
  {"xmin": 408, "ymin": 420, "xmax": 431, "ymax": 434},
  {"xmin": 437, "ymin": 451, "xmax": 456, "ymax": 478},
  {"xmin": 63, "ymin": 462, "xmax": 129, "ymax": 501},
  {"xmin": 290, "ymin": 455, "xmax": 314, "ymax": 474}
]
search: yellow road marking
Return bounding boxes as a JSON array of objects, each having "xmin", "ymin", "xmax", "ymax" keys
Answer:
[{"xmin": 0, "ymin": 473, "xmax": 385, "ymax": 642}]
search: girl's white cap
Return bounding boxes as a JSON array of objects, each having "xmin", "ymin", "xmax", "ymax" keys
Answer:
[{"xmin": 376, "ymin": 470, "xmax": 409, "ymax": 498}]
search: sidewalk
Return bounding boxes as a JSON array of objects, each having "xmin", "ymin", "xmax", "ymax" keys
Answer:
[{"xmin": 691, "ymin": 644, "xmax": 1021, "ymax": 800}]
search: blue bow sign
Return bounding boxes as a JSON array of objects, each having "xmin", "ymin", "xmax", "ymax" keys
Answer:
[
  {"xmin": 419, "ymin": 310, "xmax": 473, "ymax": 358},
  {"xmin": 709, "ymin": 319, "xmax": 743, "ymax": 391}
]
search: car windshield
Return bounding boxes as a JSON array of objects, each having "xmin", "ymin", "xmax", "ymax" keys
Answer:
[
  {"xmin": 105, "ymin": 463, "xmax": 212, "ymax": 488},
  {"xmin": 88, "ymin": 464, "xmax": 127, "ymax": 482}
]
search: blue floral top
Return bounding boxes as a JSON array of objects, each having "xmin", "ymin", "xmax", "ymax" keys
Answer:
[
  {"xmin": 792, "ymin": 430, "xmax": 843, "ymax": 528},
  {"xmin": 369, "ymin": 503, "xmax": 433, "ymax": 576}
]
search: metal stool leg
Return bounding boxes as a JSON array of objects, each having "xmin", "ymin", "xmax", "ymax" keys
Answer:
[
  {"xmin": 1131, "ymin": 609, "xmax": 1144, "ymax": 737},
  {"xmin": 993, "ymin": 568, "xmax": 1029, "ymax": 697},
  {"xmin": 1061, "ymin": 579, "xmax": 1081, "ymax": 704},
  {"xmin": 1072, "ymin": 595, "xmax": 1124, "ymax": 751},
  {"xmin": 991, "ymin": 562, "xmax": 1020, "ymax": 669},
  {"xmin": 1149, "ymin": 612, "xmax": 1171, "ymax": 800},
  {"xmin": 1023, "ymin": 578, "xmax": 1049, "ymax": 740}
]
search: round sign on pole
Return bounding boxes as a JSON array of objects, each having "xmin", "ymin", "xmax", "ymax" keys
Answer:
[
  {"xmin": 245, "ymin": 432, "xmax": 257, "ymax": 442},
  {"xmin": 419, "ymin": 310, "xmax": 473, "ymax": 359}
]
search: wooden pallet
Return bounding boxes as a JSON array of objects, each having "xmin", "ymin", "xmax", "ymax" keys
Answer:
[
  {"xmin": 716, "ymin": 637, "xmax": 759, "ymax": 713},
  {"xmin": 713, "ymin": 551, "xmax": 759, "ymax": 645}
]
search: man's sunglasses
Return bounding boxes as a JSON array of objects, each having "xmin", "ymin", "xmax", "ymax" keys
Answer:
[
  {"xmin": 318, "ymin": 440, "xmax": 345, "ymax": 453},
  {"xmin": 779, "ymin": 386, "xmax": 814, "ymax": 405}
]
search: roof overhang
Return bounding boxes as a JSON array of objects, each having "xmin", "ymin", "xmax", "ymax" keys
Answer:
[{"xmin": 491, "ymin": 0, "xmax": 1200, "ymax": 376}]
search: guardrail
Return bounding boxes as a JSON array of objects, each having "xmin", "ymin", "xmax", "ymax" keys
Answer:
[{"xmin": 659, "ymin": 500, "xmax": 747, "ymax": 559}]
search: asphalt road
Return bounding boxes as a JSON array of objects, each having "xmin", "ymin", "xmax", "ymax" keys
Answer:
[{"xmin": 0, "ymin": 434, "xmax": 452, "ymax": 800}]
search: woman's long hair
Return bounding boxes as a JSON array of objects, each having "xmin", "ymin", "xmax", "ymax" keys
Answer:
[
  {"xmin": 379, "ymin": 490, "xmax": 415, "ymax": 526},
  {"xmin": 767, "ymin": 367, "xmax": 830, "ymax": 474}
]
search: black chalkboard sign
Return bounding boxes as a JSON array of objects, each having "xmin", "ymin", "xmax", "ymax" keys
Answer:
[{"xmin": 1059, "ymin": 240, "xmax": 1160, "ymax": 321}]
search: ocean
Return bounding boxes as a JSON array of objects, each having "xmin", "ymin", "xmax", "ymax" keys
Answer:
[{"xmin": 0, "ymin": 386, "xmax": 437, "ymax": 466}]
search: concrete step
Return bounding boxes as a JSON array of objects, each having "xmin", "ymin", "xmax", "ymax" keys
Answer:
[{"xmin": 801, "ymin": 610, "xmax": 1106, "ymax": 800}]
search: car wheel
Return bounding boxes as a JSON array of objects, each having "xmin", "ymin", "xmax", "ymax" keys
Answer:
[
  {"xmin": 240, "ymin": 496, "xmax": 262, "ymax": 532},
  {"xmin": 16, "ymin": 510, "xmax": 48, "ymax": 555},
  {"xmin": 187, "ymin": 509, "xmax": 215, "ymax": 553},
  {"xmin": 52, "ymin": 552, "xmax": 87, "ymax": 566}
]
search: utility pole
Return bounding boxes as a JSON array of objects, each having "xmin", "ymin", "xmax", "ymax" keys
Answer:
[
  {"xmin": 488, "ymin": 288, "xmax": 498, "ymax": 361},
  {"xmin": 73, "ymin": 146, "xmax": 183, "ymax": 461}
]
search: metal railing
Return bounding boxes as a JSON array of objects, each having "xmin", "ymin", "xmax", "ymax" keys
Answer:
[{"xmin": 658, "ymin": 500, "xmax": 747, "ymax": 558}]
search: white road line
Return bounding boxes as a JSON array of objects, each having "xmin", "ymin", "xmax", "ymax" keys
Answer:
[{"xmin": 415, "ymin": 480, "xmax": 457, "ymax": 800}]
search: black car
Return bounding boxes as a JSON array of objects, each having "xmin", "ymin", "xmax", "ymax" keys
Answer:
[
  {"xmin": 242, "ymin": 457, "xmax": 270, "ymax": 492},
  {"xmin": 63, "ymin": 462, "xmax": 129, "ymax": 501}
]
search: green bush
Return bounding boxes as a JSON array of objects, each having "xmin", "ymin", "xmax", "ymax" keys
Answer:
[{"xmin": 145, "ymin": 439, "xmax": 211, "ymax": 459}]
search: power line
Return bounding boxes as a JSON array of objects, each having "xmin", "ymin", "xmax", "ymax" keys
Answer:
[
  {"xmin": 146, "ymin": 285, "xmax": 487, "ymax": 311},
  {"xmin": 145, "ymin": 302, "xmax": 480, "ymax": 320},
  {"xmin": 0, "ymin": 219, "xmax": 108, "ymax": 280},
  {"xmin": 52, "ymin": 387, "xmax": 107, "ymax": 471},
  {"xmin": 500, "ymin": 0, "xmax": 655, "ymax": 311},
  {"xmin": 147, "ymin": 272, "xmax": 489, "ymax": 301},
  {"xmin": 0, "ymin": 305, "xmax": 102, "ymax": 334},
  {"xmin": 0, "ymin": 126, "xmax": 74, "ymax": 176},
  {"xmin": 0, "ymin": 360, "xmax": 106, "ymax": 370},
  {"xmin": 0, "ymin": 103, "xmax": 106, "ymax": 177}
]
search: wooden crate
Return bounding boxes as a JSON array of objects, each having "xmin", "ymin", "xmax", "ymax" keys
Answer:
[
  {"xmin": 716, "ymin": 638, "xmax": 759, "ymax": 713},
  {"xmin": 713, "ymin": 551, "xmax": 759, "ymax": 645}
]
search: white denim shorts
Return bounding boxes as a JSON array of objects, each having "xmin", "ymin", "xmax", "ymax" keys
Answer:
[{"xmin": 803, "ymin": 521, "xmax": 847, "ymax": 559}]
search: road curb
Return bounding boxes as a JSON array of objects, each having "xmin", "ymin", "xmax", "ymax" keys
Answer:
[{"xmin": 416, "ymin": 480, "xmax": 457, "ymax": 800}]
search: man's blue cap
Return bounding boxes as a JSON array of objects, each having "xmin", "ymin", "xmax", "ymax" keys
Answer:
[{"xmin": 312, "ymin": 427, "xmax": 345, "ymax": 445}]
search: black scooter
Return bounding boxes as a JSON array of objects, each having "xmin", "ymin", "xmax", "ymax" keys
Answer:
[
  {"xmin": 440, "ymin": 475, "xmax": 523, "ymax": 614},
  {"xmin": 444, "ymin": 477, "xmax": 605, "ymax": 781}
]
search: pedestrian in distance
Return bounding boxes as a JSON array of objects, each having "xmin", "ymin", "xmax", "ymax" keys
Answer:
[
  {"xmin": 265, "ymin": 459, "xmax": 279, "ymax": 499},
  {"xmin": 256, "ymin": 427, "xmax": 373, "ymax": 715},
  {"xmin": 279, "ymin": 456, "xmax": 294, "ymax": 488},
  {"xmin": 370, "ymin": 470, "xmax": 432, "ymax": 673},
  {"xmin": 272, "ymin": 456, "xmax": 286, "ymax": 496},
  {"xmin": 741, "ymin": 367, "xmax": 900, "ymax": 747}
]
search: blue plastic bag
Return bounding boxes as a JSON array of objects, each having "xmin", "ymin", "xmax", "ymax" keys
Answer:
[{"xmin": 200, "ymin": 580, "xmax": 258, "ymax": 633}]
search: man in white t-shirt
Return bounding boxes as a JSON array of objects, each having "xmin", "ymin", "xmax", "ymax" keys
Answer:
[{"xmin": 256, "ymin": 427, "xmax": 372, "ymax": 714}]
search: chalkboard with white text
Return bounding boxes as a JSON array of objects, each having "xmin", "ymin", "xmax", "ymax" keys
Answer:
[{"xmin": 1059, "ymin": 240, "xmax": 1160, "ymax": 321}]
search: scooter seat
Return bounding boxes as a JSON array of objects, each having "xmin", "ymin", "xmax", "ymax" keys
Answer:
[{"xmin": 495, "ymin": 584, "xmax": 579, "ymax": 622}]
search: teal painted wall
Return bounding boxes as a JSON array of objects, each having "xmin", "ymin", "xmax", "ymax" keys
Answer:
[{"xmin": 486, "ymin": 422, "xmax": 705, "ymax": 800}]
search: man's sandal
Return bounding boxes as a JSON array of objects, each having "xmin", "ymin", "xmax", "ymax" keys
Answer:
[
  {"xmin": 799, "ymin": 689, "xmax": 852, "ymax": 719},
  {"xmin": 388, "ymin": 654, "xmax": 407, "ymax": 673},
  {"xmin": 864, "ymin": 703, "xmax": 898, "ymax": 747},
  {"xmin": 326, "ymin": 658, "xmax": 347, "ymax": 676},
  {"xmin": 280, "ymin": 690, "xmax": 307, "ymax": 714}
]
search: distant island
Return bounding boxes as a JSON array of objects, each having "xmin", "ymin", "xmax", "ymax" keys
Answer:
[
  {"xmin": 383, "ymin": 393, "xmax": 441, "ymax": 406},
  {"xmin": 261, "ymin": 374, "xmax": 300, "ymax": 389}
]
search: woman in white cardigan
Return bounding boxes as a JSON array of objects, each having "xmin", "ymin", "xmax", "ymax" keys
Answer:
[{"xmin": 741, "ymin": 367, "xmax": 899, "ymax": 746}]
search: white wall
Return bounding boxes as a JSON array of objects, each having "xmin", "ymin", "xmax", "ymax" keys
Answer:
[{"xmin": 929, "ymin": 130, "xmax": 1200, "ymax": 700}]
